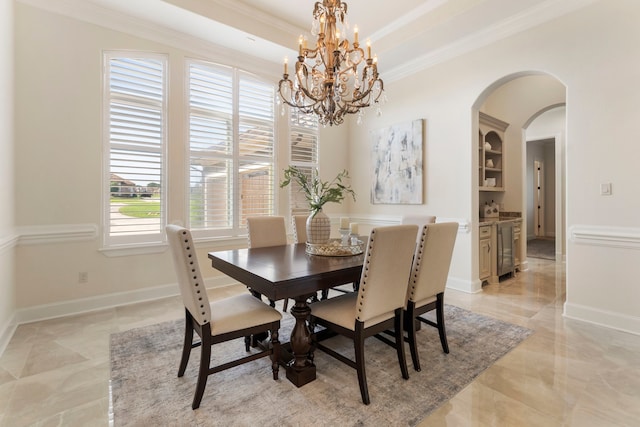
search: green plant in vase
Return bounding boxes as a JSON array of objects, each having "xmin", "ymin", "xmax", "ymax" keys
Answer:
[{"xmin": 280, "ymin": 166, "xmax": 356, "ymax": 243}]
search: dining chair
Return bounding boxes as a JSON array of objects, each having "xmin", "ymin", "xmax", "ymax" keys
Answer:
[
  {"xmin": 166, "ymin": 225, "xmax": 282, "ymax": 409},
  {"xmin": 292, "ymin": 215, "xmax": 308, "ymax": 244},
  {"xmin": 309, "ymin": 224, "xmax": 419, "ymax": 405},
  {"xmin": 401, "ymin": 214, "xmax": 436, "ymax": 240},
  {"xmin": 247, "ymin": 216, "xmax": 289, "ymax": 311},
  {"xmin": 405, "ymin": 222, "xmax": 458, "ymax": 372}
]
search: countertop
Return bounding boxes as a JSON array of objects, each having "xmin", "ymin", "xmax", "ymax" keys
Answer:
[{"xmin": 479, "ymin": 216, "xmax": 522, "ymax": 225}]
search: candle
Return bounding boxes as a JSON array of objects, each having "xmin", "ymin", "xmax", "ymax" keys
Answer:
[
  {"xmin": 283, "ymin": 57, "xmax": 288, "ymax": 74},
  {"xmin": 349, "ymin": 222, "xmax": 359, "ymax": 235},
  {"xmin": 340, "ymin": 217, "xmax": 349, "ymax": 229},
  {"xmin": 354, "ymin": 26, "xmax": 359, "ymax": 43},
  {"xmin": 367, "ymin": 39, "xmax": 371, "ymax": 59},
  {"xmin": 298, "ymin": 35, "xmax": 303, "ymax": 55}
]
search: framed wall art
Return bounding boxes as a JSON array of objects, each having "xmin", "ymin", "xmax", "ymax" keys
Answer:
[{"xmin": 370, "ymin": 119, "xmax": 424, "ymax": 204}]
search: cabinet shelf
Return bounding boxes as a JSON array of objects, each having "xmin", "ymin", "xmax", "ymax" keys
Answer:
[{"xmin": 478, "ymin": 112, "xmax": 508, "ymax": 192}]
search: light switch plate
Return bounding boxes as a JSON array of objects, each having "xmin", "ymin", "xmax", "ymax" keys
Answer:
[{"xmin": 600, "ymin": 183, "xmax": 612, "ymax": 195}]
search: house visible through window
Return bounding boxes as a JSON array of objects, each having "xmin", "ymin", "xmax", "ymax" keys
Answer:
[
  {"xmin": 187, "ymin": 60, "xmax": 275, "ymax": 238},
  {"xmin": 104, "ymin": 53, "xmax": 167, "ymax": 247},
  {"xmin": 103, "ymin": 53, "xmax": 300, "ymax": 248}
]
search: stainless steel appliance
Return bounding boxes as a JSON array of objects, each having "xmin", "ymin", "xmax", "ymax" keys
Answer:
[{"xmin": 497, "ymin": 221, "xmax": 515, "ymax": 277}]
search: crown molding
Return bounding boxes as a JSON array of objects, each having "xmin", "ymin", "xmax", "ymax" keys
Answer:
[{"xmin": 384, "ymin": 0, "xmax": 597, "ymax": 82}]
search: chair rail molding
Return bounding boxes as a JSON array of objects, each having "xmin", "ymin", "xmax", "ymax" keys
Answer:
[
  {"xmin": 0, "ymin": 232, "xmax": 19, "ymax": 254},
  {"xmin": 17, "ymin": 223, "xmax": 98, "ymax": 245},
  {"xmin": 569, "ymin": 224, "xmax": 640, "ymax": 250}
]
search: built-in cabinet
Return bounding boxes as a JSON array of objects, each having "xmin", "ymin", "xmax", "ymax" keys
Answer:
[
  {"xmin": 479, "ymin": 218, "xmax": 522, "ymax": 285},
  {"xmin": 479, "ymin": 225, "xmax": 492, "ymax": 281},
  {"xmin": 479, "ymin": 112, "xmax": 509, "ymax": 192}
]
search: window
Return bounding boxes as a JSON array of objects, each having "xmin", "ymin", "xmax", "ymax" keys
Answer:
[
  {"xmin": 187, "ymin": 60, "xmax": 275, "ymax": 237},
  {"xmin": 104, "ymin": 53, "xmax": 167, "ymax": 247},
  {"xmin": 288, "ymin": 111, "xmax": 319, "ymax": 216}
]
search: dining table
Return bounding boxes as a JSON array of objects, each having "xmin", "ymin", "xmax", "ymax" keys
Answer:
[{"xmin": 208, "ymin": 242, "xmax": 364, "ymax": 387}]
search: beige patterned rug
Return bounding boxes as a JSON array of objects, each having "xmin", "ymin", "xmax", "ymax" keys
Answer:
[{"xmin": 110, "ymin": 305, "xmax": 532, "ymax": 426}]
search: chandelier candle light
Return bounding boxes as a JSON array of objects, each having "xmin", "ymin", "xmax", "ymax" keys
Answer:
[{"xmin": 278, "ymin": 0, "xmax": 386, "ymax": 126}]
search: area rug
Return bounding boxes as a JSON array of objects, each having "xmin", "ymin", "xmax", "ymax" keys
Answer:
[
  {"xmin": 527, "ymin": 238, "xmax": 556, "ymax": 260},
  {"xmin": 110, "ymin": 305, "xmax": 533, "ymax": 426}
]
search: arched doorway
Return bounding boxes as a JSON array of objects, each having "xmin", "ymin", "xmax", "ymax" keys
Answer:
[{"xmin": 472, "ymin": 72, "xmax": 566, "ymax": 282}]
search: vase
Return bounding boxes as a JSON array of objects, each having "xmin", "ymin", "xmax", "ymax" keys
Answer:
[{"xmin": 306, "ymin": 209, "xmax": 331, "ymax": 244}]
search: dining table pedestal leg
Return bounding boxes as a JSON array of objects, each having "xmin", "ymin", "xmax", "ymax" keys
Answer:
[{"xmin": 286, "ymin": 295, "xmax": 316, "ymax": 387}]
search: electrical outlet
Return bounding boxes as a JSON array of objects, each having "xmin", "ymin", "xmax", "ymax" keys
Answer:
[{"xmin": 78, "ymin": 272, "xmax": 89, "ymax": 284}]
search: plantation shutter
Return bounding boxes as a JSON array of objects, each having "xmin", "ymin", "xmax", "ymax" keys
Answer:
[
  {"xmin": 289, "ymin": 112, "xmax": 319, "ymax": 216},
  {"xmin": 106, "ymin": 55, "xmax": 166, "ymax": 244},
  {"xmin": 238, "ymin": 71, "xmax": 275, "ymax": 226},
  {"xmin": 188, "ymin": 63, "xmax": 234, "ymax": 231},
  {"xmin": 188, "ymin": 61, "xmax": 275, "ymax": 235}
]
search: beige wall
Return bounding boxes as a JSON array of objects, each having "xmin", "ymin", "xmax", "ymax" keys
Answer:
[
  {"xmin": 11, "ymin": 4, "xmax": 349, "ymax": 318},
  {"xmin": 346, "ymin": 0, "xmax": 640, "ymax": 333},
  {"xmin": 0, "ymin": 0, "xmax": 16, "ymax": 350},
  {"xmin": 8, "ymin": 0, "xmax": 640, "ymax": 336}
]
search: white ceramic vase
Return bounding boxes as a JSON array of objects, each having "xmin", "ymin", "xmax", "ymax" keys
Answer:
[{"xmin": 306, "ymin": 209, "xmax": 331, "ymax": 244}]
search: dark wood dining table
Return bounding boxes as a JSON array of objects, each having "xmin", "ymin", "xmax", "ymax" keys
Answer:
[{"xmin": 208, "ymin": 242, "xmax": 364, "ymax": 387}]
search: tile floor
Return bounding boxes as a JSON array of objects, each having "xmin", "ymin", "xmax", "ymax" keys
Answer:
[{"xmin": 0, "ymin": 257, "xmax": 639, "ymax": 426}]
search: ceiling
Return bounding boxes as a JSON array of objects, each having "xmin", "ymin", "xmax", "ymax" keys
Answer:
[{"xmin": 39, "ymin": 0, "xmax": 595, "ymax": 80}]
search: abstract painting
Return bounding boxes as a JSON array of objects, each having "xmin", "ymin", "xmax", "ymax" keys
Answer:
[{"xmin": 370, "ymin": 119, "xmax": 424, "ymax": 204}]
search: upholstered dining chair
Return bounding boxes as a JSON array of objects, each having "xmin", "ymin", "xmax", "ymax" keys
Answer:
[
  {"xmin": 401, "ymin": 214, "xmax": 436, "ymax": 240},
  {"xmin": 247, "ymin": 216, "xmax": 289, "ymax": 311},
  {"xmin": 309, "ymin": 224, "xmax": 419, "ymax": 405},
  {"xmin": 166, "ymin": 225, "xmax": 282, "ymax": 409},
  {"xmin": 405, "ymin": 222, "xmax": 458, "ymax": 372},
  {"xmin": 292, "ymin": 215, "xmax": 307, "ymax": 244}
]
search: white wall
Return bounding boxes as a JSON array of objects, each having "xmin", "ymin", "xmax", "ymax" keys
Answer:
[
  {"xmin": 0, "ymin": 0, "xmax": 16, "ymax": 353},
  {"xmin": 348, "ymin": 0, "xmax": 640, "ymax": 334},
  {"xmin": 10, "ymin": 4, "xmax": 348, "ymax": 321},
  {"xmin": 9, "ymin": 0, "xmax": 640, "ymax": 336}
]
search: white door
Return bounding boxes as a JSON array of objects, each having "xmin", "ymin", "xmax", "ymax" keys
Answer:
[{"xmin": 534, "ymin": 160, "xmax": 545, "ymax": 237}]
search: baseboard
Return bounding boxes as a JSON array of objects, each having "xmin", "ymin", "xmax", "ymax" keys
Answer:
[
  {"xmin": 0, "ymin": 312, "xmax": 17, "ymax": 358},
  {"xmin": 12, "ymin": 275, "xmax": 236, "ymax": 326},
  {"xmin": 564, "ymin": 302, "xmax": 640, "ymax": 336},
  {"xmin": 446, "ymin": 276, "xmax": 483, "ymax": 294}
]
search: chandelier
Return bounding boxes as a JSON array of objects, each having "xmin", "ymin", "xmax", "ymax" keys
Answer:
[{"xmin": 277, "ymin": 0, "xmax": 385, "ymax": 126}]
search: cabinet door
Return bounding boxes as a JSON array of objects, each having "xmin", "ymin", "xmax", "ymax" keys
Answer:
[
  {"xmin": 479, "ymin": 238, "xmax": 492, "ymax": 280},
  {"xmin": 513, "ymin": 221, "xmax": 521, "ymax": 268}
]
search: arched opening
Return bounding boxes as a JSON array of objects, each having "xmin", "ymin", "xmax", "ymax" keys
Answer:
[{"xmin": 472, "ymin": 72, "xmax": 566, "ymax": 285}]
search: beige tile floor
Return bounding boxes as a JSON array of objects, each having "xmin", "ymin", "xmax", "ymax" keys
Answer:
[{"xmin": 0, "ymin": 257, "xmax": 639, "ymax": 426}]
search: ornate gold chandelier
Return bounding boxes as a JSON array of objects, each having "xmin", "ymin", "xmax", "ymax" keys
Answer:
[{"xmin": 278, "ymin": 0, "xmax": 385, "ymax": 126}]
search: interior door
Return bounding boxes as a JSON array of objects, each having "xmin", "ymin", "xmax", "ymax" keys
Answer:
[{"xmin": 534, "ymin": 160, "xmax": 545, "ymax": 237}]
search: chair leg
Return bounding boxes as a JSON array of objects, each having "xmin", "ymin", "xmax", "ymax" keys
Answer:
[
  {"xmin": 436, "ymin": 294, "xmax": 449, "ymax": 354},
  {"xmin": 406, "ymin": 304, "xmax": 421, "ymax": 372},
  {"xmin": 394, "ymin": 309, "xmax": 410, "ymax": 380},
  {"xmin": 178, "ymin": 310, "xmax": 194, "ymax": 377},
  {"xmin": 192, "ymin": 333, "xmax": 211, "ymax": 410},
  {"xmin": 354, "ymin": 326, "xmax": 370, "ymax": 405},
  {"xmin": 270, "ymin": 327, "xmax": 280, "ymax": 380}
]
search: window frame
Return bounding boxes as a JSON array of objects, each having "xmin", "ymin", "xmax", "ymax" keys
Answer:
[{"xmin": 102, "ymin": 51, "xmax": 168, "ymax": 251}]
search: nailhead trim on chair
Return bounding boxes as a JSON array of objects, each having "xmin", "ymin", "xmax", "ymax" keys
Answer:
[
  {"xmin": 409, "ymin": 228, "xmax": 427, "ymax": 300},
  {"xmin": 356, "ymin": 229, "xmax": 376, "ymax": 320},
  {"xmin": 180, "ymin": 229, "xmax": 209, "ymax": 324}
]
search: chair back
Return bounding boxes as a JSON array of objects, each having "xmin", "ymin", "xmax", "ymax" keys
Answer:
[
  {"xmin": 247, "ymin": 216, "xmax": 287, "ymax": 248},
  {"xmin": 401, "ymin": 215, "xmax": 436, "ymax": 240},
  {"xmin": 166, "ymin": 225, "xmax": 211, "ymax": 326},
  {"xmin": 292, "ymin": 215, "xmax": 308, "ymax": 243},
  {"xmin": 356, "ymin": 225, "xmax": 418, "ymax": 323},
  {"xmin": 407, "ymin": 222, "xmax": 458, "ymax": 305}
]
